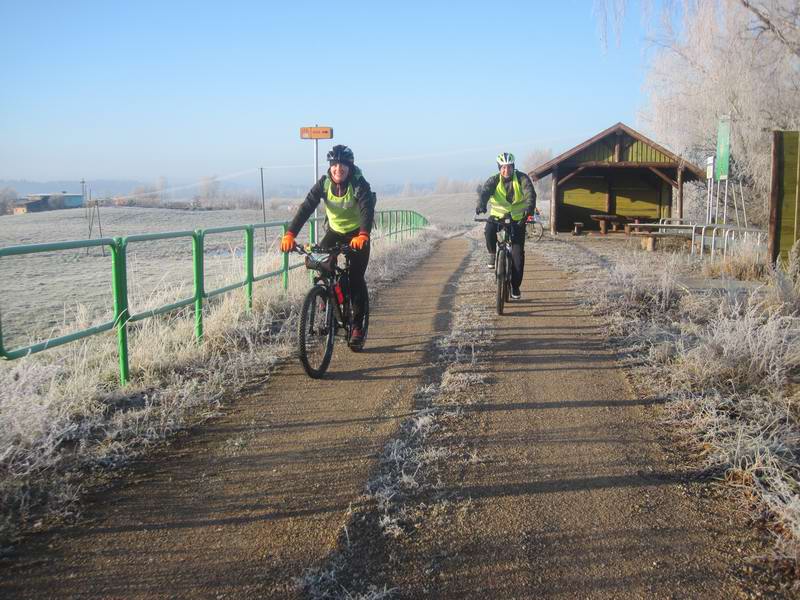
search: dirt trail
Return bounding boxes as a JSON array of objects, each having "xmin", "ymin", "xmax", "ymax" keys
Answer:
[
  {"xmin": 0, "ymin": 235, "xmax": 767, "ymax": 599},
  {"xmin": 0, "ymin": 238, "xmax": 471, "ymax": 599},
  {"xmin": 371, "ymin": 243, "xmax": 764, "ymax": 599}
]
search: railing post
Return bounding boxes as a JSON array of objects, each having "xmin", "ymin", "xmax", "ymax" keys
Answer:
[
  {"xmin": 282, "ymin": 223, "xmax": 289, "ymax": 290},
  {"xmin": 310, "ymin": 218, "xmax": 316, "ymax": 245},
  {"xmin": 193, "ymin": 230, "xmax": 204, "ymax": 342},
  {"xmin": 111, "ymin": 238, "xmax": 130, "ymax": 386},
  {"xmin": 245, "ymin": 226, "xmax": 254, "ymax": 312}
]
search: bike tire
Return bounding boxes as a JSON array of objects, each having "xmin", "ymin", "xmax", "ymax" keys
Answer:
[
  {"xmin": 496, "ymin": 251, "xmax": 506, "ymax": 315},
  {"xmin": 349, "ymin": 288, "xmax": 370, "ymax": 352},
  {"xmin": 530, "ymin": 221, "xmax": 544, "ymax": 241},
  {"xmin": 504, "ymin": 251, "xmax": 511, "ymax": 303},
  {"xmin": 298, "ymin": 285, "xmax": 335, "ymax": 378}
]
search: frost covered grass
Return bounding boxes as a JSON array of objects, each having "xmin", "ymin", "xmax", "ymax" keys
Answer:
[
  {"xmin": 0, "ymin": 227, "xmax": 441, "ymax": 548},
  {"xmin": 536, "ymin": 235, "xmax": 800, "ymax": 565}
]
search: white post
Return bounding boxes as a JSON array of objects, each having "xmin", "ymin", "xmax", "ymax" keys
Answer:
[
  {"xmin": 722, "ymin": 179, "xmax": 729, "ymax": 224},
  {"xmin": 731, "ymin": 180, "xmax": 741, "ymax": 227},
  {"xmin": 740, "ymin": 180, "xmax": 748, "ymax": 228}
]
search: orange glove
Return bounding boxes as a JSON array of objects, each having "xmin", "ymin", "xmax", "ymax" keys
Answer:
[
  {"xmin": 350, "ymin": 231, "xmax": 370, "ymax": 250},
  {"xmin": 280, "ymin": 231, "xmax": 296, "ymax": 253}
]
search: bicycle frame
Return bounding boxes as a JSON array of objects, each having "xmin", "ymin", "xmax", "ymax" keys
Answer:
[
  {"xmin": 296, "ymin": 244, "xmax": 352, "ymax": 332},
  {"xmin": 476, "ymin": 215, "xmax": 515, "ymax": 313}
]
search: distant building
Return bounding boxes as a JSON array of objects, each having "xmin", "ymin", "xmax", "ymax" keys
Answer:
[{"xmin": 13, "ymin": 193, "xmax": 83, "ymax": 214}]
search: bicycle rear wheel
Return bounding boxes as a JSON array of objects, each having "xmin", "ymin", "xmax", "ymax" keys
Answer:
[
  {"xmin": 298, "ymin": 285, "xmax": 335, "ymax": 378},
  {"xmin": 528, "ymin": 221, "xmax": 544, "ymax": 241},
  {"xmin": 496, "ymin": 251, "xmax": 506, "ymax": 315}
]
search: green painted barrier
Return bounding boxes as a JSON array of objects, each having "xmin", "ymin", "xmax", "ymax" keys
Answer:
[{"xmin": 0, "ymin": 210, "xmax": 429, "ymax": 386}]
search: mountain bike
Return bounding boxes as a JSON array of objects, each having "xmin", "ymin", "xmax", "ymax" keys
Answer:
[
  {"xmin": 293, "ymin": 244, "xmax": 370, "ymax": 378},
  {"xmin": 526, "ymin": 210, "xmax": 544, "ymax": 242},
  {"xmin": 476, "ymin": 215, "xmax": 514, "ymax": 315}
]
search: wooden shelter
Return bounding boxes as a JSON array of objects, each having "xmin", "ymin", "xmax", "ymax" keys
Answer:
[{"xmin": 529, "ymin": 123, "xmax": 703, "ymax": 234}]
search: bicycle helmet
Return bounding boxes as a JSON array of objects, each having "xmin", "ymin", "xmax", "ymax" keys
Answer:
[
  {"xmin": 496, "ymin": 152, "xmax": 515, "ymax": 167},
  {"xmin": 327, "ymin": 145, "xmax": 355, "ymax": 167}
]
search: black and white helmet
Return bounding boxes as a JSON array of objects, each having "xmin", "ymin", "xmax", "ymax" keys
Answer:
[{"xmin": 327, "ymin": 145, "xmax": 354, "ymax": 167}]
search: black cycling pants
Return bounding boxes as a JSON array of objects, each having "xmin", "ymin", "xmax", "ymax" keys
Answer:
[
  {"xmin": 484, "ymin": 220, "xmax": 526, "ymax": 289},
  {"xmin": 320, "ymin": 228, "xmax": 369, "ymax": 327}
]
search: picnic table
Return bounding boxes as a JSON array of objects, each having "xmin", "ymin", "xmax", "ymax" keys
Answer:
[{"xmin": 590, "ymin": 214, "xmax": 652, "ymax": 235}]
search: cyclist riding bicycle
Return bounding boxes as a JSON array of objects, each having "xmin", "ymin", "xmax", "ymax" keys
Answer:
[
  {"xmin": 281, "ymin": 144, "xmax": 375, "ymax": 347},
  {"xmin": 475, "ymin": 152, "xmax": 536, "ymax": 300}
]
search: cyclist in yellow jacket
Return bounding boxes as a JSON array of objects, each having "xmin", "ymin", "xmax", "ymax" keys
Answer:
[
  {"xmin": 281, "ymin": 145, "xmax": 375, "ymax": 347},
  {"xmin": 476, "ymin": 152, "xmax": 536, "ymax": 299}
]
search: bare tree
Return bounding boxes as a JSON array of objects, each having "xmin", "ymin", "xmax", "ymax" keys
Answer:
[
  {"xmin": 521, "ymin": 149, "xmax": 553, "ymax": 216},
  {"xmin": 738, "ymin": 0, "xmax": 800, "ymax": 58},
  {"xmin": 596, "ymin": 0, "xmax": 800, "ymax": 225},
  {"xmin": 0, "ymin": 187, "xmax": 17, "ymax": 215}
]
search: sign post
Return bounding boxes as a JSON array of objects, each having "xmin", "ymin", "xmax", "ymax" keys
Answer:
[
  {"xmin": 715, "ymin": 116, "xmax": 731, "ymax": 223},
  {"xmin": 300, "ymin": 125, "xmax": 333, "ymax": 243}
]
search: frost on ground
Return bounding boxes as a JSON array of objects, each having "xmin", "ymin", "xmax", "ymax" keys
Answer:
[
  {"xmin": 535, "ymin": 235, "xmax": 800, "ymax": 568},
  {"xmin": 297, "ymin": 239, "xmax": 494, "ymax": 599},
  {"xmin": 0, "ymin": 226, "xmax": 442, "ymax": 549}
]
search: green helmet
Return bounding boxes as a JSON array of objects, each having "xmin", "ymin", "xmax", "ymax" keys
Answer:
[{"xmin": 496, "ymin": 152, "xmax": 515, "ymax": 166}]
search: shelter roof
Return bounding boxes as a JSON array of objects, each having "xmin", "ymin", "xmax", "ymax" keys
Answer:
[{"xmin": 529, "ymin": 122, "xmax": 704, "ymax": 181}]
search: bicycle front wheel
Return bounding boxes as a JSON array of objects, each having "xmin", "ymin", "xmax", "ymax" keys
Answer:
[
  {"xmin": 298, "ymin": 285, "xmax": 336, "ymax": 378},
  {"xmin": 496, "ymin": 251, "xmax": 506, "ymax": 315}
]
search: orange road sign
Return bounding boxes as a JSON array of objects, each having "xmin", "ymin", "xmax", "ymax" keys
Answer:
[{"xmin": 300, "ymin": 126, "xmax": 333, "ymax": 139}]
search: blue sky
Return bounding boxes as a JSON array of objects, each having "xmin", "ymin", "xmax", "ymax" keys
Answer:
[{"xmin": 1, "ymin": 0, "xmax": 653, "ymax": 188}]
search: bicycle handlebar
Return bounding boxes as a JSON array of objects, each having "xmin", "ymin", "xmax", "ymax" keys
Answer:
[
  {"xmin": 293, "ymin": 243, "xmax": 353, "ymax": 257},
  {"xmin": 474, "ymin": 215, "xmax": 515, "ymax": 225}
]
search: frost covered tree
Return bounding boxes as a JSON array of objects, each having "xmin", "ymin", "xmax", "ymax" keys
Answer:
[
  {"xmin": 522, "ymin": 148, "xmax": 553, "ymax": 216},
  {"xmin": 596, "ymin": 0, "xmax": 800, "ymax": 224},
  {"xmin": 0, "ymin": 187, "xmax": 17, "ymax": 214}
]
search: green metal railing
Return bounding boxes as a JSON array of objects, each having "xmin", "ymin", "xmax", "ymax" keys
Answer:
[{"xmin": 0, "ymin": 210, "xmax": 429, "ymax": 385}]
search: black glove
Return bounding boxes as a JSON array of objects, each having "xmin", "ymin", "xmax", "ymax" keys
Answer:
[{"xmin": 476, "ymin": 206, "xmax": 485, "ymax": 215}]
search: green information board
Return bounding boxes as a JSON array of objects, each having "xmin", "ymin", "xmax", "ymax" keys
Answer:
[{"xmin": 715, "ymin": 116, "xmax": 731, "ymax": 181}]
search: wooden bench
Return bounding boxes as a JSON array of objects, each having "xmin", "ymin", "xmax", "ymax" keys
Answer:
[
  {"xmin": 629, "ymin": 231, "xmax": 692, "ymax": 251},
  {"xmin": 589, "ymin": 214, "xmax": 626, "ymax": 234}
]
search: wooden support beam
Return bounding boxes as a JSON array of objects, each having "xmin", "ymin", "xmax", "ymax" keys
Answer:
[
  {"xmin": 647, "ymin": 167, "xmax": 677, "ymax": 188},
  {"xmin": 769, "ymin": 131, "xmax": 781, "ymax": 264},
  {"xmin": 551, "ymin": 166, "xmax": 558, "ymax": 235},
  {"xmin": 556, "ymin": 166, "xmax": 586, "ymax": 187},
  {"xmin": 614, "ymin": 132, "xmax": 621, "ymax": 162},
  {"xmin": 578, "ymin": 161, "xmax": 682, "ymax": 169},
  {"xmin": 677, "ymin": 166, "xmax": 684, "ymax": 219}
]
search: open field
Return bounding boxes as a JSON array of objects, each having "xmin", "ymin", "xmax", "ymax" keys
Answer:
[{"xmin": 0, "ymin": 193, "xmax": 475, "ymax": 350}]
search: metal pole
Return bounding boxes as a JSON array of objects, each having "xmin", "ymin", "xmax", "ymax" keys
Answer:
[
  {"xmin": 193, "ymin": 230, "xmax": 204, "ymax": 343},
  {"xmin": 111, "ymin": 238, "xmax": 129, "ymax": 386},
  {"xmin": 722, "ymin": 179, "xmax": 729, "ymax": 224},
  {"xmin": 94, "ymin": 191, "xmax": 106, "ymax": 257},
  {"xmin": 260, "ymin": 167, "xmax": 268, "ymax": 246},
  {"xmin": 714, "ymin": 178, "xmax": 721, "ymax": 224},
  {"xmin": 740, "ymin": 180, "xmax": 748, "ymax": 228},
  {"xmin": 245, "ymin": 227, "xmax": 254, "ymax": 312},
  {"xmin": 312, "ymin": 128, "xmax": 319, "ymax": 244},
  {"xmin": 731, "ymin": 179, "xmax": 741, "ymax": 227}
]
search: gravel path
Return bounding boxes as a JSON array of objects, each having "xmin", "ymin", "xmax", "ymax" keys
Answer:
[{"xmin": 0, "ymin": 234, "xmax": 768, "ymax": 599}]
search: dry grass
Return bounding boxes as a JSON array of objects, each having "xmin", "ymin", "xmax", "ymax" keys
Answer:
[
  {"xmin": 0, "ymin": 225, "xmax": 440, "ymax": 549},
  {"xmin": 536, "ymin": 235, "xmax": 800, "ymax": 565}
]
